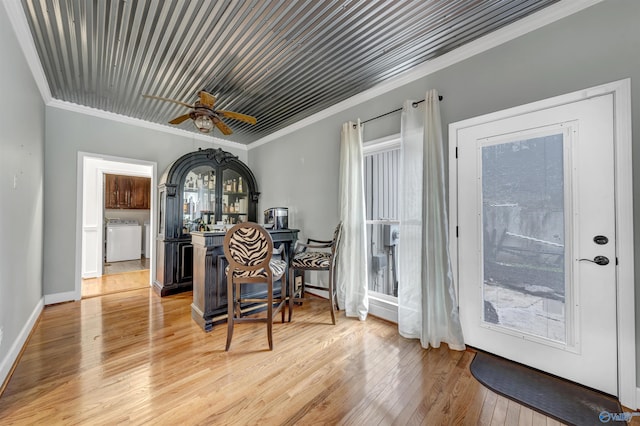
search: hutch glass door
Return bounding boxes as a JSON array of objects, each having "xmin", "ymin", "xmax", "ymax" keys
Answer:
[
  {"xmin": 183, "ymin": 165, "xmax": 216, "ymax": 233},
  {"xmin": 222, "ymin": 168, "xmax": 249, "ymax": 225}
]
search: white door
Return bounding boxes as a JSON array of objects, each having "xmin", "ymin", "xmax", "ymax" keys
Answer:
[{"xmin": 455, "ymin": 93, "xmax": 617, "ymax": 395}]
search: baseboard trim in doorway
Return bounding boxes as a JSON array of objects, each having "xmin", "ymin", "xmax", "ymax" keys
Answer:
[
  {"xmin": 470, "ymin": 351, "xmax": 628, "ymax": 425},
  {"xmin": 44, "ymin": 290, "xmax": 77, "ymax": 305}
]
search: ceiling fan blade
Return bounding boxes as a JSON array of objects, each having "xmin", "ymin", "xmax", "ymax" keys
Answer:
[
  {"xmin": 217, "ymin": 110, "xmax": 257, "ymax": 125},
  {"xmin": 142, "ymin": 94, "xmax": 194, "ymax": 109},
  {"xmin": 168, "ymin": 114, "xmax": 191, "ymax": 125},
  {"xmin": 198, "ymin": 91, "xmax": 217, "ymax": 109},
  {"xmin": 214, "ymin": 119, "xmax": 233, "ymax": 135}
]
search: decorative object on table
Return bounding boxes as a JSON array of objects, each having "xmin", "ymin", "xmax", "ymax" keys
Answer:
[{"xmin": 263, "ymin": 207, "xmax": 288, "ymax": 229}]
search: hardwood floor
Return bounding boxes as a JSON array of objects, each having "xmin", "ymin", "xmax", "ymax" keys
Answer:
[
  {"xmin": 0, "ymin": 286, "xmax": 630, "ymax": 425},
  {"xmin": 81, "ymin": 269, "xmax": 150, "ymax": 298},
  {"xmin": 103, "ymin": 257, "xmax": 150, "ymax": 275}
]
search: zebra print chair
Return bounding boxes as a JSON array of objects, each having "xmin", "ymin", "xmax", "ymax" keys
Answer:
[
  {"xmin": 223, "ymin": 222, "xmax": 287, "ymax": 351},
  {"xmin": 288, "ymin": 222, "xmax": 342, "ymax": 324}
]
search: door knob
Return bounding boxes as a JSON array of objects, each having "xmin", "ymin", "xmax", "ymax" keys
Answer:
[{"xmin": 579, "ymin": 255, "xmax": 610, "ymax": 266}]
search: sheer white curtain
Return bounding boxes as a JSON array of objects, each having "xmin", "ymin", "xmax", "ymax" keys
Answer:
[
  {"xmin": 337, "ymin": 120, "xmax": 369, "ymax": 321},
  {"xmin": 398, "ymin": 90, "xmax": 465, "ymax": 350}
]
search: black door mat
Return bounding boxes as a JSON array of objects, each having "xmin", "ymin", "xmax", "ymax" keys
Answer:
[{"xmin": 470, "ymin": 351, "xmax": 627, "ymax": 425}]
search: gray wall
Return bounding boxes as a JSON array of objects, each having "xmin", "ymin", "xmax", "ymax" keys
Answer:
[
  {"xmin": 0, "ymin": 4, "xmax": 45, "ymax": 380},
  {"xmin": 249, "ymin": 119, "xmax": 341, "ymax": 243},
  {"xmin": 44, "ymin": 108, "xmax": 247, "ymax": 296},
  {"xmin": 249, "ymin": 0, "xmax": 640, "ymax": 382}
]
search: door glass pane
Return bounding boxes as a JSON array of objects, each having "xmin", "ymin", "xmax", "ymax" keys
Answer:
[{"xmin": 481, "ymin": 134, "xmax": 566, "ymax": 343}]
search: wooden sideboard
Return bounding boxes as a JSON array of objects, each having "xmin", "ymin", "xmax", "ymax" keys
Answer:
[{"xmin": 190, "ymin": 228, "xmax": 299, "ymax": 331}]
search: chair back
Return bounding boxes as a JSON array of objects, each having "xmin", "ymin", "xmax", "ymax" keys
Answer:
[
  {"xmin": 223, "ymin": 222, "xmax": 273, "ymax": 275},
  {"xmin": 330, "ymin": 222, "xmax": 343, "ymax": 268}
]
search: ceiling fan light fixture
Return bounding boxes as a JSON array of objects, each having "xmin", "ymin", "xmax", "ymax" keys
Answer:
[
  {"xmin": 194, "ymin": 114, "xmax": 214, "ymax": 133},
  {"xmin": 144, "ymin": 90, "xmax": 256, "ymax": 135}
]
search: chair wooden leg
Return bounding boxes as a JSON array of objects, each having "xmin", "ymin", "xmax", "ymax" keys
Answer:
[
  {"xmin": 281, "ymin": 274, "xmax": 286, "ymax": 323},
  {"xmin": 225, "ymin": 276, "xmax": 234, "ymax": 351},
  {"xmin": 233, "ymin": 282, "xmax": 241, "ymax": 319},
  {"xmin": 328, "ymin": 267, "xmax": 336, "ymax": 325},
  {"xmin": 267, "ymin": 280, "xmax": 274, "ymax": 350},
  {"xmin": 288, "ymin": 268, "xmax": 294, "ymax": 322}
]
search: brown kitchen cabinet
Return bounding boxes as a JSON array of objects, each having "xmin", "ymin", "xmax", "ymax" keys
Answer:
[
  {"xmin": 130, "ymin": 177, "xmax": 151, "ymax": 209},
  {"xmin": 105, "ymin": 174, "xmax": 151, "ymax": 209}
]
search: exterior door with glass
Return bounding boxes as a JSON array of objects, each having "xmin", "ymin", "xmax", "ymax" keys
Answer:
[{"xmin": 455, "ymin": 93, "xmax": 617, "ymax": 395}]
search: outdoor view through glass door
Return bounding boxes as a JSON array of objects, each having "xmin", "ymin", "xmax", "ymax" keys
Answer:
[{"xmin": 482, "ymin": 133, "xmax": 567, "ymax": 343}]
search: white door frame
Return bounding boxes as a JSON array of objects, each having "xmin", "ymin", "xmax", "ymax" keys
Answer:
[
  {"xmin": 75, "ymin": 151, "xmax": 157, "ymax": 299},
  {"xmin": 448, "ymin": 79, "xmax": 635, "ymax": 408}
]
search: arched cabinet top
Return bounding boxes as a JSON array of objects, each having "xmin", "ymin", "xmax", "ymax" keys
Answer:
[
  {"xmin": 157, "ymin": 146, "xmax": 260, "ymax": 239},
  {"xmin": 159, "ymin": 147, "xmax": 258, "ymax": 196}
]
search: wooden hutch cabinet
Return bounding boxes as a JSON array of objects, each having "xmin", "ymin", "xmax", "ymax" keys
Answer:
[{"xmin": 154, "ymin": 148, "xmax": 259, "ymax": 296}]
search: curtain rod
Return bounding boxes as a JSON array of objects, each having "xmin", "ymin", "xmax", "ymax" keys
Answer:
[{"xmin": 355, "ymin": 95, "xmax": 443, "ymax": 128}]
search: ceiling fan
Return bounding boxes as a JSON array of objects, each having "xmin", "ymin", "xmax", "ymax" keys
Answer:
[{"xmin": 142, "ymin": 90, "xmax": 257, "ymax": 135}]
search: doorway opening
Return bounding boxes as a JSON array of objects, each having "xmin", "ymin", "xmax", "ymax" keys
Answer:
[{"xmin": 77, "ymin": 152, "xmax": 156, "ymax": 298}]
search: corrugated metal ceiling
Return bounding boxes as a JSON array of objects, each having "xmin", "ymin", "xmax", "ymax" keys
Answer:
[{"xmin": 20, "ymin": 0, "xmax": 559, "ymax": 143}]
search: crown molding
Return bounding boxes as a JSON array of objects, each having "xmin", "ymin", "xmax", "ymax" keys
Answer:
[
  {"xmin": 3, "ymin": 0, "xmax": 245, "ymax": 151},
  {"xmin": 248, "ymin": 0, "xmax": 604, "ymax": 150},
  {"xmin": 49, "ymin": 99, "xmax": 248, "ymax": 151},
  {"xmin": 2, "ymin": 0, "xmax": 52, "ymax": 103}
]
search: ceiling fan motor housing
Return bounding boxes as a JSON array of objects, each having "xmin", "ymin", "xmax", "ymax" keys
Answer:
[{"xmin": 191, "ymin": 109, "xmax": 214, "ymax": 133}]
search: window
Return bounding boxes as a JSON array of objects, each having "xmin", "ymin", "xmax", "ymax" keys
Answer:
[{"xmin": 364, "ymin": 135, "xmax": 401, "ymax": 322}]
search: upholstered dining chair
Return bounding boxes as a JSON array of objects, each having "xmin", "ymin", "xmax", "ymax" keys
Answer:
[
  {"xmin": 288, "ymin": 222, "xmax": 342, "ymax": 324},
  {"xmin": 224, "ymin": 222, "xmax": 287, "ymax": 351}
]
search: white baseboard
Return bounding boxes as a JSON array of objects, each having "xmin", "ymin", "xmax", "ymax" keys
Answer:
[
  {"xmin": 305, "ymin": 282, "xmax": 399, "ymax": 324},
  {"xmin": 44, "ymin": 291, "xmax": 78, "ymax": 305},
  {"xmin": 306, "ymin": 287, "xmax": 329, "ymax": 299},
  {"xmin": 1, "ymin": 298, "xmax": 44, "ymax": 388},
  {"xmin": 369, "ymin": 296, "xmax": 398, "ymax": 323}
]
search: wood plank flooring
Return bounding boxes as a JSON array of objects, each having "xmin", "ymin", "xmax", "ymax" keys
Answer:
[
  {"xmin": 103, "ymin": 257, "xmax": 150, "ymax": 275},
  {"xmin": 81, "ymin": 269, "xmax": 150, "ymax": 298},
  {"xmin": 0, "ymin": 280, "xmax": 630, "ymax": 425}
]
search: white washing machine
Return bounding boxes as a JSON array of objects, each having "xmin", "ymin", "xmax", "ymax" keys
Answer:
[{"xmin": 106, "ymin": 220, "xmax": 142, "ymax": 262}]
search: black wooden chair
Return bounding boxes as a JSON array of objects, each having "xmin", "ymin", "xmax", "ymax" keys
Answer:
[
  {"xmin": 224, "ymin": 222, "xmax": 287, "ymax": 351},
  {"xmin": 288, "ymin": 223, "xmax": 342, "ymax": 324}
]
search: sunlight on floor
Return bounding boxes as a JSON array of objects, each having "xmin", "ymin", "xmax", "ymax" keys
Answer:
[
  {"xmin": 82, "ymin": 268, "xmax": 150, "ymax": 298},
  {"xmin": 103, "ymin": 257, "xmax": 150, "ymax": 275}
]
